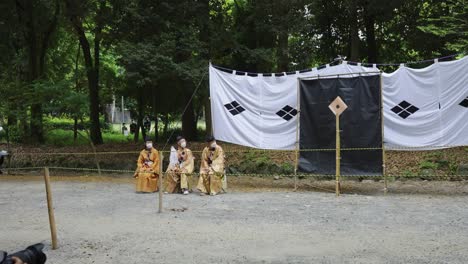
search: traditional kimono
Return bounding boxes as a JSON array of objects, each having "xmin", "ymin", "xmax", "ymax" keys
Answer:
[
  {"xmin": 134, "ymin": 148, "xmax": 160, "ymax": 192},
  {"xmin": 165, "ymin": 146, "xmax": 195, "ymax": 193},
  {"xmin": 197, "ymin": 145, "xmax": 225, "ymax": 195}
]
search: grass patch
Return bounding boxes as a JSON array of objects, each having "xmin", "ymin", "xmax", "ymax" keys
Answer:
[{"xmin": 45, "ymin": 129, "xmax": 132, "ymax": 146}]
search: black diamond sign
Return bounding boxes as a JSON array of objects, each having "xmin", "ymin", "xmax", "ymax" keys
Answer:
[
  {"xmin": 459, "ymin": 96, "xmax": 468, "ymax": 108},
  {"xmin": 276, "ymin": 105, "xmax": 298, "ymax": 121},
  {"xmin": 391, "ymin": 101, "xmax": 419, "ymax": 119},
  {"xmin": 391, "ymin": 100, "xmax": 419, "ymax": 119},
  {"xmin": 224, "ymin": 101, "xmax": 245, "ymax": 116}
]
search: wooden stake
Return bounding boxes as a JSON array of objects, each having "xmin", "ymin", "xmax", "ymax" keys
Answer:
[
  {"xmin": 158, "ymin": 152, "xmax": 164, "ymax": 213},
  {"xmin": 43, "ymin": 167, "xmax": 58, "ymax": 249}
]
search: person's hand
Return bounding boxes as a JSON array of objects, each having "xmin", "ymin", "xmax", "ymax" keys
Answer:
[{"xmin": 11, "ymin": 256, "xmax": 26, "ymax": 264}]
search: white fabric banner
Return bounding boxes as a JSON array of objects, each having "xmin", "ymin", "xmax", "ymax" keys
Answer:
[
  {"xmin": 210, "ymin": 56, "xmax": 468, "ymax": 150},
  {"xmin": 209, "ymin": 63, "xmax": 376, "ymax": 149},
  {"xmin": 383, "ymin": 56, "xmax": 468, "ymax": 149}
]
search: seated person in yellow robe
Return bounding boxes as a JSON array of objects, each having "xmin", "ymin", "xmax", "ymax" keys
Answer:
[
  {"xmin": 133, "ymin": 137, "xmax": 160, "ymax": 193},
  {"xmin": 165, "ymin": 136, "xmax": 194, "ymax": 195},
  {"xmin": 197, "ymin": 135, "xmax": 225, "ymax": 196}
]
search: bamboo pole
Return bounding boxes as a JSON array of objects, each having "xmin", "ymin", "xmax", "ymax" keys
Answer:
[
  {"xmin": 336, "ymin": 116, "xmax": 341, "ymax": 197},
  {"xmin": 380, "ymin": 73, "xmax": 388, "ymax": 194},
  {"xmin": 294, "ymin": 78, "xmax": 301, "ymax": 191},
  {"xmin": 43, "ymin": 167, "xmax": 58, "ymax": 249},
  {"xmin": 158, "ymin": 152, "xmax": 164, "ymax": 213}
]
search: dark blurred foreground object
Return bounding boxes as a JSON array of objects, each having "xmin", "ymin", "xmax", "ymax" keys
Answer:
[
  {"xmin": 0, "ymin": 150, "xmax": 8, "ymax": 174},
  {"xmin": 0, "ymin": 243, "xmax": 46, "ymax": 264}
]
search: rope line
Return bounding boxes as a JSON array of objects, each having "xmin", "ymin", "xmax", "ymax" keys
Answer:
[
  {"xmin": 9, "ymin": 144, "xmax": 466, "ymax": 156},
  {"xmin": 5, "ymin": 167, "xmax": 468, "ymax": 178},
  {"xmin": 212, "ymin": 53, "xmax": 463, "ymax": 75},
  {"xmin": 161, "ymin": 70, "xmax": 208, "ymax": 153}
]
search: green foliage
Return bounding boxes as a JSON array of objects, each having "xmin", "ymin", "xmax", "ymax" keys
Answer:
[
  {"xmin": 402, "ymin": 169, "xmax": 417, "ymax": 177},
  {"xmin": 448, "ymin": 162, "xmax": 459, "ymax": 176},
  {"xmin": 419, "ymin": 160, "xmax": 439, "ymax": 170},
  {"xmin": 6, "ymin": 126, "xmax": 27, "ymax": 143},
  {"xmin": 418, "ymin": 1, "xmax": 468, "ymax": 53}
]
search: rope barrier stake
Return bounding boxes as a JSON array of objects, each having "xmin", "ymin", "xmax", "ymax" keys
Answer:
[
  {"xmin": 380, "ymin": 74, "xmax": 388, "ymax": 195},
  {"xmin": 336, "ymin": 116, "xmax": 341, "ymax": 197},
  {"xmin": 158, "ymin": 153, "xmax": 164, "ymax": 213},
  {"xmin": 43, "ymin": 167, "xmax": 58, "ymax": 249},
  {"xmin": 294, "ymin": 77, "xmax": 301, "ymax": 191}
]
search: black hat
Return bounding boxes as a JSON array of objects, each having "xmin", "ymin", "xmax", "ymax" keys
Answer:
[
  {"xmin": 176, "ymin": 136, "xmax": 184, "ymax": 143},
  {"xmin": 144, "ymin": 136, "xmax": 152, "ymax": 142},
  {"xmin": 205, "ymin": 135, "xmax": 215, "ymax": 142}
]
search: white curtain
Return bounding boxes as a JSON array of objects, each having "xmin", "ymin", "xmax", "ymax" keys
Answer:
[
  {"xmin": 383, "ymin": 56, "xmax": 468, "ymax": 149},
  {"xmin": 209, "ymin": 62, "xmax": 377, "ymax": 150}
]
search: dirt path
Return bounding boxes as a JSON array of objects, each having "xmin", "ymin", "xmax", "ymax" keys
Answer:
[{"xmin": 1, "ymin": 179, "xmax": 467, "ymax": 263}]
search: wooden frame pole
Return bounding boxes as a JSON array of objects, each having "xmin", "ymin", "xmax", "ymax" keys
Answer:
[{"xmin": 43, "ymin": 167, "xmax": 58, "ymax": 249}]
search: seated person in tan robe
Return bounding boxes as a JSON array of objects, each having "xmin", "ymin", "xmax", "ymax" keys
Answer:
[
  {"xmin": 133, "ymin": 137, "xmax": 160, "ymax": 193},
  {"xmin": 197, "ymin": 135, "xmax": 225, "ymax": 196},
  {"xmin": 165, "ymin": 136, "xmax": 194, "ymax": 195}
]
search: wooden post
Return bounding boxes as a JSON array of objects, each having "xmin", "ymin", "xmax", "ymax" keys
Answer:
[
  {"xmin": 335, "ymin": 116, "xmax": 341, "ymax": 196},
  {"xmin": 158, "ymin": 152, "xmax": 164, "ymax": 213},
  {"xmin": 43, "ymin": 167, "xmax": 58, "ymax": 249}
]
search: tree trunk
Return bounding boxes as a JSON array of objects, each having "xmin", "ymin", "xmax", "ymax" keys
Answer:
[
  {"xmin": 349, "ymin": 3, "xmax": 360, "ymax": 61},
  {"xmin": 276, "ymin": 30, "xmax": 289, "ymax": 72},
  {"xmin": 152, "ymin": 96, "xmax": 159, "ymax": 142},
  {"xmin": 364, "ymin": 10, "xmax": 377, "ymax": 63},
  {"xmin": 66, "ymin": 0, "xmax": 103, "ymax": 145},
  {"xmin": 20, "ymin": 114, "xmax": 28, "ymax": 141},
  {"xmin": 134, "ymin": 117, "xmax": 141, "ymax": 143},
  {"xmin": 25, "ymin": 0, "xmax": 43, "ymax": 143},
  {"xmin": 163, "ymin": 113, "xmax": 169, "ymax": 137},
  {"xmin": 74, "ymin": 42, "xmax": 80, "ymax": 143},
  {"xmin": 182, "ymin": 95, "xmax": 197, "ymax": 141},
  {"xmin": 23, "ymin": 0, "xmax": 59, "ymax": 144},
  {"xmin": 7, "ymin": 115, "xmax": 17, "ymax": 128},
  {"xmin": 73, "ymin": 117, "xmax": 78, "ymax": 142},
  {"xmin": 204, "ymin": 96, "xmax": 212, "ymax": 135},
  {"xmin": 30, "ymin": 104, "xmax": 44, "ymax": 143},
  {"xmin": 88, "ymin": 70, "xmax": 103, "ymax": 144},
  {"xmin": 134, "ymin": 90, "xmax": 145, "ymax": 142},
  {"xmin": 153, "ymin": 113, "xmax": 159, "ymax": 142}
]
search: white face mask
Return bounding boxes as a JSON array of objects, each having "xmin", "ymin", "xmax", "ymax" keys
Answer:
[
  {"xmin": 180, "ymin": 141, "xmax": 187, "ymax": 148},
  {"xmin": 210, "ymin": 142, "xmax": 217, "ymax": 148},
  {"xmin": 146, "ymin": 143, "xmax": 153, "ymax": 149}
]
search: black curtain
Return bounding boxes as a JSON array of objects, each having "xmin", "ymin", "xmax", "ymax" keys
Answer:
[{"xmin": 298, "ymin": 75, "xmax": 383, "ymax": 175}]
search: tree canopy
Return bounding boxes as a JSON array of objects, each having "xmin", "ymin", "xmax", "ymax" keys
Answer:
[{"xmin": 0, "ymin": 0, "xmax": 466, "ymax": 144}]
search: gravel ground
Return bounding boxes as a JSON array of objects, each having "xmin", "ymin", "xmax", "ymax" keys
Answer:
[{"xmin": 1, "ymin": 179, "xmax": 467, "ymax": 264}]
